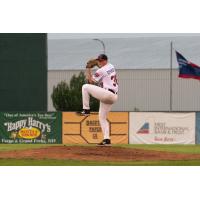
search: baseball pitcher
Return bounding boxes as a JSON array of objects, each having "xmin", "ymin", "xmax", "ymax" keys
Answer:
[{"xmin": 80, "ymin": 54, "xmax": 118, "ymax": 146}]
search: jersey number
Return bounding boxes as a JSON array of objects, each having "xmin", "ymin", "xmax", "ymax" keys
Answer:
[{"xmin": 111, "ymin": 75, "xmax": 118, "ymax": 87}]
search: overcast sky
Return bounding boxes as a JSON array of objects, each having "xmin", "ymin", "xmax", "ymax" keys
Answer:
[{"xmin": 48, "ymin": 33, "xmax": 200, "ymax": 39}]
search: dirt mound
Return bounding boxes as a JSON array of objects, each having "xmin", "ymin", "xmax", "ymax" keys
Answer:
[{"xmin": 0, "ymin": 146, "xmax": 200, "ymax": 162}]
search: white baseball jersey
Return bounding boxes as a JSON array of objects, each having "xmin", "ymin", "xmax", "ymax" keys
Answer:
[{"xmin": 92, "ymin": 63, "xmax": 118, "ymax": 93}]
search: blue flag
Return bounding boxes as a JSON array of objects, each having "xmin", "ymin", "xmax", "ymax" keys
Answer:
[{"xmin": 176, "ymin": 51, "xmax": 200, "ymax": 80}]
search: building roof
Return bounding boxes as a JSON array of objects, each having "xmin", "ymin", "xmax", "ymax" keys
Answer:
[{"xmin": 48, "ymin": 35, "xmax": 200, "ymax": 69}]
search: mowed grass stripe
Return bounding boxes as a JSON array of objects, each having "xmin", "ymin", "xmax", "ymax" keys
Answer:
[
  {"xmin": 0, "ymin": 158, "xmax": 200, "ymax": 166},
  {"xmin": 115, "ymin": 144, "xmax": 200, "ymax": 154},
  {"xmin": 0, "ymin": 144, "xmax": 61, "ymax": 151}
]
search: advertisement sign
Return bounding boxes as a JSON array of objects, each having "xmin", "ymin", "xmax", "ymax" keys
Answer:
[
  {"xmin": 129, "ymin": 112, "xmax": 195, "ymax": 144},
  {"xmin": 0, "ymin": 112, "xmax": 62, "ymax": 144},
  {"xmin": 62, "ymin": 112, "xmax": 129, "ymax": 144}
]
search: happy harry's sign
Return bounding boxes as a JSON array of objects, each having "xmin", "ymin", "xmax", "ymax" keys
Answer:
[{"xmin": 0, "ymin": 112, "xmax": 61, "ymax": 144}]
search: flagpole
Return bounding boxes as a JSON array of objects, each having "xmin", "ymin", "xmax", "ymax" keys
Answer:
[{"xmin": 170, "ymin": 41, "xmax": 173, "ymax": 112}]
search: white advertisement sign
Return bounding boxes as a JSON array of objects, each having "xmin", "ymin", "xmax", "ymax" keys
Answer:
[{"xmin": 129, "ymin": 112, "xmax": 195, "ymax": 144}]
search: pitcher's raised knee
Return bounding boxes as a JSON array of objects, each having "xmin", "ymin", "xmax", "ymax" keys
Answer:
[{"xmin": 82, "ymin": 84, "xmax": 89, "ymax": 92}]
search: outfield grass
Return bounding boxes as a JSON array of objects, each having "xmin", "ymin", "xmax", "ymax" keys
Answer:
[
  {"xmin": 1, "ymin": 144, "xmax": 200, "ymax": 153},
  {"xmin": 0, "ymin": 144, "xmax": 200, "ymax": 166},
  {"xmin": 118, "ymin": 144, "xmax": 200, "ymax": 154},
  {"xmin": 0, "ymin": 158, "xmax": 200, "ymax": 166},
  {"xmin": 0, "ymin": 144, "xmax": 61, "ymax": 151}
]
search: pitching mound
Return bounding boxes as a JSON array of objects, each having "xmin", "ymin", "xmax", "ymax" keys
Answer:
[{"xmin": 0, "ymin": 146, "xmax": 200, "ymax": 162}]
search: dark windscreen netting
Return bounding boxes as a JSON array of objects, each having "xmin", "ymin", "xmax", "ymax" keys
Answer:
[{"xmin": 0, "ymin": 33, "xmax": 47, "ymax": 111}]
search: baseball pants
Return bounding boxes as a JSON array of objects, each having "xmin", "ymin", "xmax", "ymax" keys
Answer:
[{"xmin": 82, "ymin": 84, "xmax": 118, "ymax": 139}]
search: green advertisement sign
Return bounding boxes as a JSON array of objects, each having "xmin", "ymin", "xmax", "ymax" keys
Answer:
[{"xmin": 0, "ymin": 112, "xmax": 62, "ymax": 144}]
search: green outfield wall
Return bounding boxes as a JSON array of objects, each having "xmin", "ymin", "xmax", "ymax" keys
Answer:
[
  {"xmin": 0, "ymin": 33, "xmax": 47, "ymax": 111},
  {"xmin": 0, "ymin": 112, "xmax": 62, "ymax": 144}
]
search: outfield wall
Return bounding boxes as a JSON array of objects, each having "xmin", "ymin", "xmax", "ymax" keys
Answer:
[
  {"xmin": 0, "ymin": 34, "xmax": 47, "ymax": 111},
  {"xmin": 196, "ymin": 112, "xmax": 200, "ymax": 144},
  {"xmin": 62, "ymin": 112, "xmax": 129, "ymax": 144},
  {"xmin": 62, "ymin": 112, "xmax": 197, "ymax": 145},
  {"xmin": 129, "ymin": 112, "xmax": 196, "ymax": 144},
  {"xmin": 0, "ymin": 111, "xmax": 200, "ymax": 144},
  {"xmin": 0, "ymin": 112, "xmax": 62, "ymax": 144}
]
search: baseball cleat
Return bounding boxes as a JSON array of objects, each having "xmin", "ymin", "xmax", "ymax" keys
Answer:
[
  {"xmin": 97, "ymin": 139, "xmax": 111, "ymax": 146},
  {"xmin": 78, "ymin": 109, "xmax": 90, "ymax": 116}
]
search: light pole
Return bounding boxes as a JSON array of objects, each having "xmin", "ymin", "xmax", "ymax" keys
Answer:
[
  {"xmin": 170, "ymin": 41, "xmax": 173, "ymax": 112},
  {"xmin": 93, "ymin": 39, "xmax": 106, "ymax": 54}
]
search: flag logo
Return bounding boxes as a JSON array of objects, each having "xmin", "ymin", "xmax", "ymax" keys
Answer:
[{"xmin": 137, "ymin": 122, "xmax": 149, "ymax": 134}]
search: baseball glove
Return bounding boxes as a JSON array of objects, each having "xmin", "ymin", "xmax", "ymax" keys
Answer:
[
  {"xmin": 85, "ymin": 59, "xmax": 100, "ymax": 83},
  {"xmin": 86, "ymin": 59, "xmax": 100, "ymax": 68}
]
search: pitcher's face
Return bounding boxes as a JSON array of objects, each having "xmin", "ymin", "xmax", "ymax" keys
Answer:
[{"xmin": 99, "ymin": 59, "xmax": 107, "ymax": 67}]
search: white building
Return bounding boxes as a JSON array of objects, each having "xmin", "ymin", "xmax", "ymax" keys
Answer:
[{"xmin": 47, "ymin": 34, "xmax": 200, "ymax": 111}]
